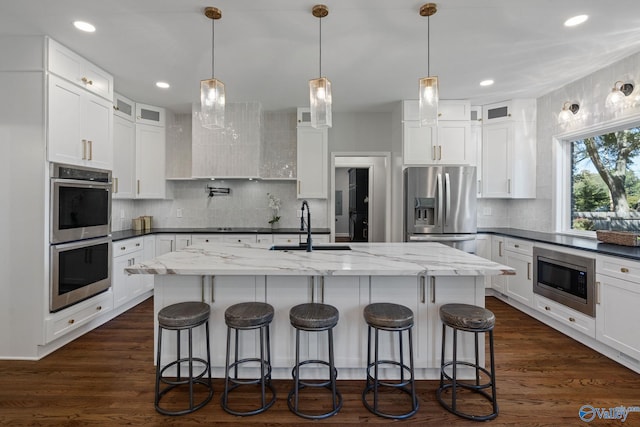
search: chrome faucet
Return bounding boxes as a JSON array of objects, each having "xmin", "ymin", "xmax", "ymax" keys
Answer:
[{"xmin": 300, "ymin": 200, "xmax": 312, "ymax": 252}]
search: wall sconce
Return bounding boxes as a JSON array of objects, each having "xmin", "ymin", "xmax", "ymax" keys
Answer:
[
  {"xmin": 558, "ymin": 101, "xmax": 579, "ymax": 123},
  {"xmin": 605, "ymin": 81, "xmax": 634, "ymax": 108}
]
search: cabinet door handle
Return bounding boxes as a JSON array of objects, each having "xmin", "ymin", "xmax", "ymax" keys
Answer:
[
  {"xmin": 96, "ymin": 306, "xmax": 102, "ymax": 311},
  {"xmin": 82, "ymin": 139, "xmax": 87, "ymax": 160},
  {"xmin": 508, "ymin": 178, "xmax": 511, "ymax": 194},
  {"xmin": 201, "ymin": 275, "xmax": 206, "ymax": 302},
  {"xmin": 113, "ymin": 177, "xmax": 118, "ymax": 193},
  {"xmin": 527, "ymin": 262, "xmax": 531, "ymax": 280},
  {"xmin": 81, "ymin": 77, "xmax": 93, "ymax": 86},
  {"xmin": 297, "ymin": 180, "xmax": 301, "ymax": 195},
  {"xmin": 544, "ymin": 306, "xmax": 551, "ymax": 311},
  {"xmin": 478, "ymin": 180, "xmax": 481, "ymax": 193},
  {"xmin": 620, "ymin": 267, "xmax": 629, "ymax": 273},
  {"xmin": 569, "ymin": 317, "xmax": 576, "ymax": 323},
  {"xmin": 432, "ymin": 146, "xmax": 436, "ymax": 161},
  {"xmin": 68, "ymin": 319, "xmax": 75, "ymax": 325},
  {"xmin": 438, "ymin": 145, "xmax": 442, "ymax": 160},
  {"xmin": 596, "ymin": 281, "xmax": 601, "ymax": 304},
  {"xmin": 430, "ymin": 276, "xmax": 436, "ymax": 303},
  {"xmin": 137, "ymin": 179, "xmax": 141, "ymax": 195},
  {"xmin": 88, "ymin": 140, "xmax": 93, "ymax": 160},
  {"xmin": 321, "ymin": 276, "xmax": 325, "ymax": 303},
  {"xmin": 420, "ymin": 275, "xmax": 426, "ymax": 304},
  {"xmin": 499, "ymin": 241, "xmax": 503, "ymax": 257}
]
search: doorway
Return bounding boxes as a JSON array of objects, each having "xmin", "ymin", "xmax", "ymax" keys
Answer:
[{"xmin": 331, "ymin": 153, "xmax": 391, "ymax": 243}]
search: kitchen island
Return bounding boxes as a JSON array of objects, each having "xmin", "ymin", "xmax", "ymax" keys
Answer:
[{"xmin": 126, "ymin": 242, "xmax": 513, "ymax": 379}]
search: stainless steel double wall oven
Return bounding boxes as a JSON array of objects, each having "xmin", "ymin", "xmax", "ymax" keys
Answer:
[{"xmin": 49, "ymin": 163, "xmax": 112, "ymax": 312}]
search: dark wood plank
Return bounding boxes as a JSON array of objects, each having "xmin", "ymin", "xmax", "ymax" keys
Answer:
[{"xmin": 1, "ymin": 296, "xmax": 639, "ymax": 426}]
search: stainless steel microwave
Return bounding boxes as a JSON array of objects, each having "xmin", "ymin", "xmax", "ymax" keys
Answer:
[{"xmin": 50, "ymin": 163, "xmax": 112, "ymax": 244}]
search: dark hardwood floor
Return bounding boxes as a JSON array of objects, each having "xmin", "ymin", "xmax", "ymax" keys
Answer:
[{"xmin": 1, "ymin": 296, "xmax": 639, "ymax": 426}]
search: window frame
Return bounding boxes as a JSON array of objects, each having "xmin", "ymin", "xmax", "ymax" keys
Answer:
[{"xmin": 554, "ymin": 114, "xmax": 640, "ymax": 237}]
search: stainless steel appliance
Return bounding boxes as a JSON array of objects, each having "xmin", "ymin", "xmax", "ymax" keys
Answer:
[
  {"xmin": 404, "ymin": 166, "xmax": 477, "ymax": 253},
  {"xmin": 49, "ymin": 163, "xmax": 112, "ymax": 312},
  {"xmin": 50, "ymin": 163, "xmax": 112, "ymax": 244},
  {"xmin": 50, "ymin": 236, "xmax": 112, "ymax": 312},
  {"xmin": 533, "ymin": 247, "xmax": 596, "ymax": 317}
]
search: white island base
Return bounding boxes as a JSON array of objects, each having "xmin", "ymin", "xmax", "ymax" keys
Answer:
[
  {"xmin": 154, "ymin": 273, "xmax": 486, "ymax": 380},
  {"xmin": 130, "ymin": 242, "xmax": 512, "ymax": 380}
]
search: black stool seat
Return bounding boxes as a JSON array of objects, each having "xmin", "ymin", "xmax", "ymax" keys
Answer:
[
  {"xmin": 290, "ymin": 303, "xmax": 339, "ymax": 330},
  {"xmin": 225, "ymin": 302, "xmax": 274, "ymax": 328},
  {"xmin": 158, "ymin": 302, "xmax": 210, "ymax": 329},
  {"xmin": 155, "ymin": 301, "xmax": 213, "ymax": 416},
  {"xmin": 437, "ymin": 303, "xmax": 498, "ymax": 422},
  {"xmin": 439, "ymin": 303, "xmax": 495, "ymax": 331},
  {"xmin": 364, "ymin": 302, "xmax": 414, "ymax": 329}
]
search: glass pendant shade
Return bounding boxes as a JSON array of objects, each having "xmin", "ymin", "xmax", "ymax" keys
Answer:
[
  {"xmin": 309, "ymin": 77, "xmax": 332, "ymax": 128},
  {"xmin": 419, "ymin": 76, "xmax": 439, "ymax": 126},
  {"xmin": 200, "ymin": 78, "xmax": 225, "ymax": 129}
]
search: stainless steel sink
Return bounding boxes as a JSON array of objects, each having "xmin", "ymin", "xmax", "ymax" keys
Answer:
[{"xmin": 269, "ymin": 244, "xmax": 351, "ymax": 251}]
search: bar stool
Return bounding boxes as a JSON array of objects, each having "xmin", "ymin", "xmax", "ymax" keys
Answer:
[
  {"xmin": 436, "ymin": 303, "xmax": 498, "ymax": 421},
  {"xmin": 362, "ymin": 302, "xmax": 418, "ymax": 419},
  {"xmin": 221, "ymin": 302, "xmax": 276, "ymax": 416},
  {"xmin": 155, "ymin": 301, "xmax": 213, "ymax": 416},
  {"xmin": 288, "ymin": 303, "xmax": 343, "ymax": 419}
]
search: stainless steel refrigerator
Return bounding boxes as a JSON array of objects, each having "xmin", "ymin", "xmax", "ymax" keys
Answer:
[{"xmin": 404, "ymin": 166, "xmax": 477, "ymax": 253}]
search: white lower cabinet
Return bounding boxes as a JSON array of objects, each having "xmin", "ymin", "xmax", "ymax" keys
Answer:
[
  {"xmin": 596, "ymin": 256, "xmax": 640, "ymax": 361},
  {"xmin": 534, "ymin": 294, "xmax": 595, "ymax": 338},
  {"xmin": 490, "ymin": 236, "xmax": 506, "ymax": 293},
  {"xmin": 475, "ymin": 234, "xmax": 492, "ymax": 288},
  {"xmin": 155, "ymin": 234, "xmax": 191, "ymax": 256},
  {"xmin": 112, "ymin": 237, "xmax": 146, "ymax": 308},
  {"xmin": 505, "ymin": 251, "xmax": 533, "ymax": 307},
  {"xmin": 44, "ymin": 291, "xmax": 113, "ymax": 344},
  {"xmin": 370, "ymin": 275, "xmax": 479, "ymax": 369}
]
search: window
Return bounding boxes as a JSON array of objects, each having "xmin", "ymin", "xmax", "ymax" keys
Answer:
[{"xmin": 567, "ymin": 124, "xmax": 640, "ymax": 233}]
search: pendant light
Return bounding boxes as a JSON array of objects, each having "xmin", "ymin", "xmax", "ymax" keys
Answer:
[
  {"xmin": 419, "ymin": 3, "xmax": 438, "ymax": 127},
  {"xmin": 309, "ymin": 4, "xmax": 332, "ymax": 129},
  {"xmin": 200, "ymin": 6, "xmax": 225, "ymax": 129}
]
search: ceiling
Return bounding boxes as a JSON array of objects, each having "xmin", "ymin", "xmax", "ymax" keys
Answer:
[{"xmin": 3, "ymin": 0, "xmax": 640, "ymax": 114}]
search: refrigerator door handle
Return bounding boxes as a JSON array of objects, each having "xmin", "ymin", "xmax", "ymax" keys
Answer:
[
  {"xmin": 436, "ymin": 173, "xmax": 443, "ymax": 227},
  {"xmin": 444, "ymin": 172, "xmax": 451, "ymax": 227}
]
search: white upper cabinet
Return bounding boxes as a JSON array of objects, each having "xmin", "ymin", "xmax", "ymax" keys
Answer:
[
  {"xmin": 135, "ymin": 123, "xmax": 166, "ymax": 198},
  {"xmin": 113, "ymin": 92, "xmax": 135, "ymax": 122},
  {"xmin": 47, "ymin": 38, "xmax": 113, "ymax": 101},
  {"xmin": 402, "ymin": 100, "xmax": 473, "ymax": 165},
  {"xmin": 48, "ymin": 75, "xmax": 113, "ymax": 169},
  {"xmin": 296, "ymin": 112, "xmax": 328, "ymax": 199},
  {"xmin": 136, "ymin": 102, "xmax": 165, "ymax": 127},
  {"xmin": 112, "ymin": 114, "xmax": 136, "ymax": 199},
  {"xmin": 470, "ymin": 106, "xmax": 483, "ymax": 198},
  {"xmin": 481, "ymin": 99, "xmax": 536, "ymax": 199}
]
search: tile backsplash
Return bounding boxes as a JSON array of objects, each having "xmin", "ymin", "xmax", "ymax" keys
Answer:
[{"xmin": 112, "ymin": 180, "xmax": 328, "ymax": 231}]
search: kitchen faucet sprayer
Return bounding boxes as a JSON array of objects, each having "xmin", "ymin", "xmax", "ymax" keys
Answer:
[{"xmin": 300, "ymin": 200, "xmax": 312, "ymax": 252}]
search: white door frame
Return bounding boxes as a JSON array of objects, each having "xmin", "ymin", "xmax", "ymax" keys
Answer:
[{"xmin": 330, "ymin": 152, "xmax": 391, "ymax": 242}]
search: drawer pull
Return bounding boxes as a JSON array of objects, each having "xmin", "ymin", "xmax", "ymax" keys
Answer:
[
  {"xmin": 81, "ymin": 77, "xmax": 93, "ymax": 85},
  {"xmin": 120, "ymin": 246, "xmax": 126, "ymax": 251},
  {"xmin": 68, "ymin": 319, "xmax": 75, "ymax": 325},
  {"xmin": 545, "ymin": 306, "xmax": 551, "ymax": 311},
  {"xmin": 620, "ymin": 267, "xmax": 629, "ymax": 273},
  {"xmin": 97, "ymin": 306, "xmax": 102, "ymax": 311},
  {"xmin": 135, "ymin": 243, "xmax": 141, "ymax": 247},
  {"xmin": 514, "ymin": 244, "xmax": 519, "ymax": 248},
  {"xmin": 569, "ymin": 317, "xmax": 576, "ymax": 323},
  {"xmin": 596, "ymin": 281, "xmax": 601, "ymax": 305}
]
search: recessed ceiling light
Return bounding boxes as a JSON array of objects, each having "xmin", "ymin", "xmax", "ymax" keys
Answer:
[
  {"xmin": 155, "ymin": 81, "xmax": 170, "ymax": 89},
  {"xmin": 73, "ymin": 21, "xmax": 96, "ymax": 33},
  {"xmin": 480, "ymin": 79, "xmax": 494, "ymax": 87},
  {"xmin": 564, "ymin": 15, "xmax": 588, "ymax": 27}
]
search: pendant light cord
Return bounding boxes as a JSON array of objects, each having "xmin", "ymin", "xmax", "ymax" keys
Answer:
[
  {"xmin": 211, "ymin": 17, "xmax": 215, "ymax": 78},
  {"xmin": 319, "ymin": 14, "xmax": 322, "ymax": 78},
  {"xmin": 427, "ymin": 14, "xmax": 430, "ymax": 76}
]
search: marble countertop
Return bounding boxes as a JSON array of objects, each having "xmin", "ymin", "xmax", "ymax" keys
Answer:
[
  {"xmin": 111, "ymin": 227, "xmax": 330, "ymax": 242},
  {"xmin": 125, "ymin": 241, "xmax": 514, "ymax": 277}
]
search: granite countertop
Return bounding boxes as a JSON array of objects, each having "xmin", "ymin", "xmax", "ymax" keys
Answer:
[
  {"xmin": 111, "ymin": 227, "xmax": 330, "ymax": 242},
  {"xmin": 479, "ymin": 227, "xmax": 640, "ymax": 260},
  {"xmin": 125, "ymin": 241, "xmax": 515, "ymax": 277}
]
